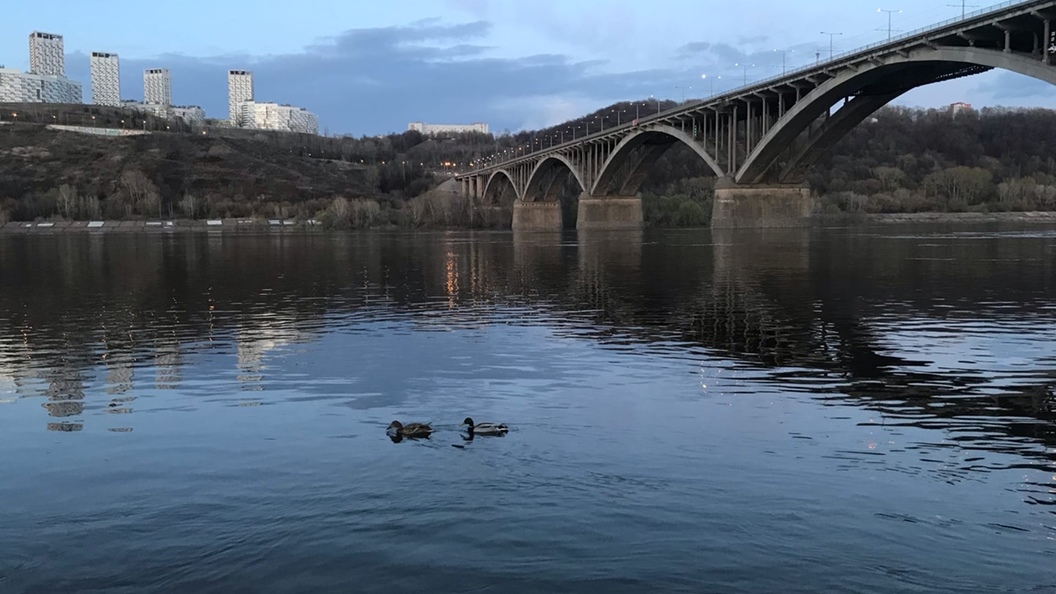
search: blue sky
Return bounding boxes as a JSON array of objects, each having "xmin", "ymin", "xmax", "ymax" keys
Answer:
[{"xmin": 1, "ymin": 0, "xmax": 1052, "ymax": 135}]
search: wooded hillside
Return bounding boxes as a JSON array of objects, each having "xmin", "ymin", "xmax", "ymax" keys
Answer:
[{"xmin": 2, "ymin": 102, "xmax": 1055, "ymax": 228}]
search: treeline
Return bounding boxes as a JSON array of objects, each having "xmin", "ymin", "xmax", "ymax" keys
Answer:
[
  {"xmin": 3, "ymin": 103, "xmax": 1056, "ymax": 228},
  {"xmin": 809, "ymin": 106, "xmax": 1056, "ymax": 214}
]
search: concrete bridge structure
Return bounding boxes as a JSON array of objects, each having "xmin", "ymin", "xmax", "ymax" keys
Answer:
[{"xmin": 457, "ymin": 0, "xmax": 1056, "ymax": 230}]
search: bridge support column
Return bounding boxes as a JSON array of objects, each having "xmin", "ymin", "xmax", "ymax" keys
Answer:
[
  {"xmin": 512, "ymin": 200, "xmax": 563, "ymax": 231},
  {"xmin": 576, "ymin": 194, "xmax": 643, "ymax": 230},
  {"xmin": 711, "ymin": 178, "xmax": 813, "ymax": 229}
]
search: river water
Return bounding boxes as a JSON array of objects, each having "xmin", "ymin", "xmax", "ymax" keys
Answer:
[{"xmin": 0, "ymin": 227, "xmax": 1054, "ymax": 593}]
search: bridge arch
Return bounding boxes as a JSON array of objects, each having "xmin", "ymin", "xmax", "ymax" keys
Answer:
[
  {"xmin": 738, "ymin": 47, "xmax": 1056, "ymax": 184},
  {"xmin": 523, "ymin": 154, "xmax": 588, "ymax": 202},
  {"xmin": 591, "ymin": 126, "xmax": 724, "ymax": 197},
  {"xmin": 481, "ymin": 169, "xmax": 520, "ymax": 205}
]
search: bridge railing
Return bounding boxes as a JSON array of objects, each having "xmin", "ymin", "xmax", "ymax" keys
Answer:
[
  {"xmin": 728, "ymin": 0, "xmax": 1034, "ymax": 99},
  {"xmin": 468, "ymin": 0, "xmax": 1038, "ymax": 173}
]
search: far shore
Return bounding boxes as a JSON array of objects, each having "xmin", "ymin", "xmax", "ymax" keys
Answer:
[
  {"xmin": 1, "ymin": 211, "xmax": 1055, "ymax": 234},
  {"xmin": 813, "ymin": 211, "xmax": 1056, "ymax": 226}
]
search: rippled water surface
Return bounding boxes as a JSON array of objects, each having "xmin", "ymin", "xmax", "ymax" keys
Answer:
[{"xmin": 1, "ymin": 226, "xmax": 1055, "ymax": 593}]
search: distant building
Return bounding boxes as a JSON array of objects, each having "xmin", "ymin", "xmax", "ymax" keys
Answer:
[
  {"xmin": 228, "ymin": 70, "xmax": 254, "ymax": 126},
  {"xmin": 90, "ymin": 52, "xmax": 121, "ymax": 107},
  {"xmin": 0, "ymin": 31, "xmax": 81, "ymax": 104},
  {"xmin": 121, "ymin": 99, "xmax": 167, "ymax": 117},
  {"xmin": 120, "ymin": 101, "xmax": 203, "ymax": 124},
  {"xmin": 239, "ymin": 101, "xmax": 318, "ymax": 134},
  {"xmin": 950, "ymin": 102, "xmax": 974, "ymax": 116},
  {"xmin": 29, "ymin": 31, "xmax": 64, "ymax": 76},
  {"xmin": 0, "ymin": 67, "xmax": 82, "ymax": 103},
  {"xmin": 172, "ymin": 105, "xmax": 205, "ymax": 125},
  {"xmin": 408, "ymin": 121, "xmax": 489, "ymax": 135},
  {"xmin": 143, "ymin": 68, "xmax": 171, "ymax": 107}
]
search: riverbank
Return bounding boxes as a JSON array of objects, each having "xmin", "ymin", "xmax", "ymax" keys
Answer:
[
  {"xmin": 814, "ymin": 211, "xmax": 1056, "ymax": 226},
  {"xmin": 3, "ymin": 210, "xmax": 1056, "ymax": 234},
  {"xmin": 0, "ymin": 219, "xmax": 324, "ymax": 233}
]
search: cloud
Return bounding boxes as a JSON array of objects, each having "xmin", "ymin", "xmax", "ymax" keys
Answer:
[
  {"xmin": 678, "ymin": 42, "xmax": 712, "ymax": 56},
  {"xmin": 973, "ymin": 70, "xmax": 1054, "ymax": 100},
  {"xmin": 65, "ymin": 19, "xmax": 682, "ymax": 135},
  {"xmin": 60, "ymin": 16, "xmax": 1056, "ymax": 137}
]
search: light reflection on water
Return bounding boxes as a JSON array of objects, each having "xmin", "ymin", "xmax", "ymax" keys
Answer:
[{"xmin": 0, "ymin": 226, "xmax": 1054, "ymax": 593}]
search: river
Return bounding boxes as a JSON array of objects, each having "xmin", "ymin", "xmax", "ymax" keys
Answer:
[{"xmin": 1, "ymin": 226, "xmax": 1054, "ymax": 593}]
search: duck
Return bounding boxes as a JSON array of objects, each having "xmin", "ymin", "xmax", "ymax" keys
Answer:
[
  {"xmin": 462, "ymin": 417, "xmax": 508, "ymax": 436},
  {"xmin": 387, "ymin": 420, "xmax": 433, "ymax": 438}
]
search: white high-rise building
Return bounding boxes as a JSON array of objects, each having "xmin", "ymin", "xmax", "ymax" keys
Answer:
[
  {"xmin": 90, "ymin": 52, "xmax": 120, "ymax": 107},
  {"xmin": 0, "ymin": 67, "xmax": 82, "ymax": 103},
  {"xmin": 239, "ymin": 102, "xmax": 318, "ymax": 134},
  {"xmin": 228, "ymin": 70, "xmax": 254, "ymax": 126},
  {"xmin": 143, "ymin": 68, "xmax": 171, "ymax": 106},
  {"xmin": 0, "ymin": 31, "xmax": 80, "ymax": 104},
  {"xmin": 29, "ymin": 31, "xmax": 64, "ymax": 76}
]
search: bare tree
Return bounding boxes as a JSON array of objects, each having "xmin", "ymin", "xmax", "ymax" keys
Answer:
[
  {"xmin": 57, "ymin": 184, "xmax": 77, "ymax": 219},
  {"xmin": 179, "ymin": 192, "xmax": 199, "ymax": 219}
]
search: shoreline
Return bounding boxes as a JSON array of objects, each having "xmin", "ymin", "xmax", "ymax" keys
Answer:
[
  {"xmin": 2, "ymin": 211, "xmax": 1055, "ymax": 234},
  {"xmin": 814, "ymin": 211, "xmax": 1056, "ymax": 225}
]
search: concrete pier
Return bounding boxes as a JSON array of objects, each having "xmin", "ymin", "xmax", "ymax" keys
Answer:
[
  {"xmin": 512, "ymin": 200, "xmax": 563, "ymax": 231},
  {"xmin": 711, "ymin": 178, "xmax": 813, "ymax": 229},
  {"xmin": 576, "ymin": 195, "xmax": 643, "ymax": 230}
]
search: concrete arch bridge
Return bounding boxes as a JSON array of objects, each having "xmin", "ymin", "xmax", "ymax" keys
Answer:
[{"xmin": 456, "ymin": 0, "xmax": 1056, "ymax": 229}]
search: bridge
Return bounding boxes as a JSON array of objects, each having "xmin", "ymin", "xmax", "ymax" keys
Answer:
[{"xmin": 456, "ymin": 0, "xmax": 1056, "ymax": 230}]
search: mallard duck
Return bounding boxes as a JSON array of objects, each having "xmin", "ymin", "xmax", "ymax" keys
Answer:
[
  {"xmin": 387, "ymin": 420, "xmax": 433, "ymax": 438},
  {"xmin": 462, "ymin": 417, "xmax": 508, "ymax": 436}
]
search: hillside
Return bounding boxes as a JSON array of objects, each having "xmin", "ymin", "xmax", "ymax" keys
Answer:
[{"xmin": 2, "ymin": 103, "xmax": 1056, "ymax": 228}]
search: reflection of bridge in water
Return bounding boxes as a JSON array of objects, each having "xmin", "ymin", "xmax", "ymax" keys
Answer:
[
  {"xmin": 457, "ymin": 1, "xmax": 1056, "ymax": 230},
  {"xmin": 0, "ymin": 231, "xmax": 1053, "ymax": 468}
]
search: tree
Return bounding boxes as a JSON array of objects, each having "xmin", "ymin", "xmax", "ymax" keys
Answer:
[
  {"xmin": 179, "ymin": 192, "xmax": 200, "ymax": 219},
  {"xmin": 57, "ymin": 183, "xmax": 77, "ymax": 219},
  {"xmin": 326, "ymin": 197, "xmax": 352, "ymax": 229},
  {"xmin": 119, "ymin": 169, "xmax": 161, "ymax": 216},
  {"xmin": 873, "ymin": 166, "xmax": 906, "ymax": 192},
  {"xmin": 923, "ymin": 167, "xmax": 993, "ymax": 208}
]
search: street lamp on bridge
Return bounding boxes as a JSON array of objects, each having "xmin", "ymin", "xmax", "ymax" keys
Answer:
[
  {"xmin": 820, "ymin": 31, "xmax": 843, "ymax": 60},
  {"xmin": 675, "ymin": 85, "xmax": 692, "ymax": 104},
  {"xmin": 735, "ymin": 62, "xmax": 755, "ymax": 86},
  {"xmin": 701, "ymin": 74, "xmax": 722, "ymax": 97},
  {"xmin": 773, "ymin": 49, "xmax": 794, "ymax": 75},
  {"xmin": 878, "ymin": 8, "xmax": 902, "ymax": 41},
  {"xmin": 948, "ymin": 1, "xmax": 978, "ymax": 18}
]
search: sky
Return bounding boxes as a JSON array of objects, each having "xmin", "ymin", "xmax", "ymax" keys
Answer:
[{"xmin": 1, "ymin": 0, "xmax": 1053, "ymax": 135}]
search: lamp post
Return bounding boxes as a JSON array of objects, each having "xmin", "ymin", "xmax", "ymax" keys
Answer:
[
  {"xmin": 773, "ymin": 49, "xmax": 794, "ymax": 75},
  {"xmin": 948, "ymin": 1, "xmax": 977, "ymax": 17},
  {"xmin": 675, "ymin": 85, "xmax": 692, "ymax": 104},
  {"xmin": 735, "ymin": 62, "xmax": 755, "ymax": 86},
  {"xmin": 820, "ymin": 32, "xmax": 843, "ymax": 60},
  {"xmin": 701, "ymin": 74, "xmax": 721, "ymax": 97},
  {"xmin": 649, "ymin": 95, "xmax": 661, "ymax": 115},
  {"xmin": 878, "ymin": 8, "xmax": 901, "ymax": 41}
]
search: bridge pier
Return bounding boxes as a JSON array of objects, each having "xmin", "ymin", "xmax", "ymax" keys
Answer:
[
  {"xmin": 576, "ymin": 195, "xmax": 643, "ymax": 230},
  {"xmin": 512, "ymin": 200, "xmax": 563, "ymax": 231},
  {"xmin": 711, "ymin": 178, "xmax": 813, "ymax": 229}
]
